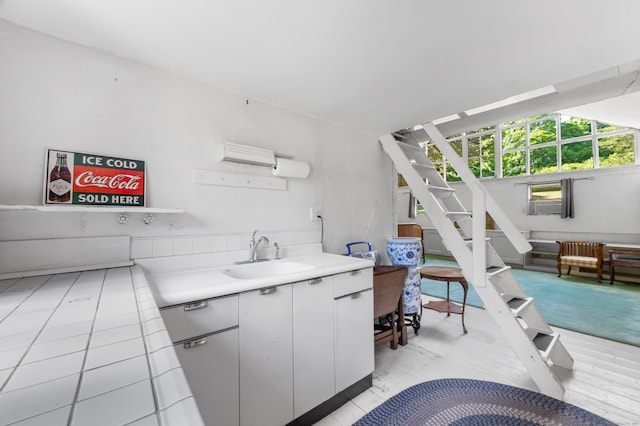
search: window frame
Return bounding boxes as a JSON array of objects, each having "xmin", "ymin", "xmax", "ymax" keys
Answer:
[{"xmin": 429, "ymin": 113, "xmax": 639, "ymax": 182}]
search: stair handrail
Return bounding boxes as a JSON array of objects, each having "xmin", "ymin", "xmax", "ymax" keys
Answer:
[{"xmin": 422, "ymin": 122, "xmax": 532, "ymax": 255}]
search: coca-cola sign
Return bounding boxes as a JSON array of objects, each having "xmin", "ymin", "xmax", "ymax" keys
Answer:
[{"xmin": 44, "ymin": 149, "xmax": 146, "ymax": 206}]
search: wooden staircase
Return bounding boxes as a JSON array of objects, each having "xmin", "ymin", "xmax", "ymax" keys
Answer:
[{"xmin": 379, "ymin": 122, "xmax": 574, "ymax": 400}]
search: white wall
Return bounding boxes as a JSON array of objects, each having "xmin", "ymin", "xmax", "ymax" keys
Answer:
[
  {"xmin": 0, "ymin": 20, "xmax": 394, "ymax": 258},
  {"xmin": 405, "ymin": 166, "xmax": 640, "ymax": 244}
]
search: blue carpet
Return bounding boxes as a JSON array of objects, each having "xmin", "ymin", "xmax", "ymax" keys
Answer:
[
  {"xmin": 420, "ymin": 256, "xmax": 640, "ymax": 347},
  {"xmin": 353, "ymin": 378, "xmax": 615, "ymax": 426}
]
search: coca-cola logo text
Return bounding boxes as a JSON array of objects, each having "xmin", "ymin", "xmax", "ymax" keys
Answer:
[{"xmin": 75, "ymin": 171, "xmax": 141, "ymax": 190}]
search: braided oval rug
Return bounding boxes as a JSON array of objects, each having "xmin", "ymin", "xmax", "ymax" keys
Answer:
[{"xmin": 353, "ymin": 379, "xmax": 616, "ymax": 426}]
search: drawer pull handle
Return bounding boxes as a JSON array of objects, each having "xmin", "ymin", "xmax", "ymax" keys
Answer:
[
  {"xmin": 184, "ymin": 338, "xmax": 207, "ymax": 349},
  {"xmin": 351, "ymin": 292, "xmax": 361, "ymax": 299},
  {"xmin": 259, "ymin": 287, "xmax": 277, "ymax": 296},
  {"xmin": 184, "ymin": 300, "xmax": 208, "ymax": 311},
  {"xmin": 350, "ymin": 269, "xmax": 362, "ymax": 276},
  {"xmin": 309, "ymin": 278, "xmax": 322, "ymax": 285}
]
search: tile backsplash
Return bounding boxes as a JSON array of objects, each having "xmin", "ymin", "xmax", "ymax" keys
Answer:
[{"xmin": 131, "ymin": 230, "xmax": 322, "ymax": 260}]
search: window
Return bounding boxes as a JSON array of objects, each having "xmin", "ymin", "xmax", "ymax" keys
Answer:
[
  {"xmin": 528, "ymin": 183, "xmax": 562, "ymax": 215},
  {"xmin": 468, "ymin": 133, "xmax": 495, "ymax": 178},
  {"xmin": 431, "ymin": 113, "xmax": 638, "ymax": 181}
]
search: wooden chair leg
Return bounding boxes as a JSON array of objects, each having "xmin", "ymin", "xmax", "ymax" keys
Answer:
[
  {"xmin": 557, "ymin": 263, "xmax": 562, "ymax": 277},
  {"xmin": 390, "ymin": 312, "xmax": 398, "ymax": 350},
  {"xmin": 610, "ymin": 265, "xmax": 615, "ymax": 285},
  {"xmin": 567, "ymin": 265, "xmax": 572, "ymax": 276}
]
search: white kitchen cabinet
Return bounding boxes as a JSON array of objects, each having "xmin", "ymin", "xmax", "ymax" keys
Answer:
[
  {"xmin": 174, "ymin": 328, "xmax": 239, "ymax": 426},
  {"xmin": 293, "ymin": 276, "xmax": 335, "ymax": 418},
  {"xmin": 161, "ymin": 295, "xmax": 239, "ymax": 426},
  {"xmin": 239, "ymin": 284, "xmax": 293, "ymax": 426},
  {"xmin": 334, "ymin": 269, "xmax": 374, "ymax": 393}
]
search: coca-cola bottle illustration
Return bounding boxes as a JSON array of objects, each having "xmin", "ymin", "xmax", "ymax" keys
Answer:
[{"xmin": 48, "ymin": 153, "xmax": 72, "ymax": 203}]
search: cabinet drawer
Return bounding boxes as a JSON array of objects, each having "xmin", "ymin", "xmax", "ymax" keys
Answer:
[
  {"xmin": 333, "ymin": 267, "xmax": 373, "ymax": 298},
  {"xmin": 161, "ymin": 294, "xmax": 238, "ymax": 343}
]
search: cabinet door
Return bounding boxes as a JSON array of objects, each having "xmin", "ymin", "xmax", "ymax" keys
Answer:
[
  {"xmin": 334, "ymin": 288, "xmax": 374, "ymax": 393},
  {"xmin": 293, "ymin": 277, "xmax": 335, "ymax": 417},
  {"xmin": 161, "ymin": 294, "xmax": 238, "ymax": 342},
  {"xmin": 174, "ymin": 328, "xmax": 239, "ymax": 426},
  {"xmin": 239, "ymin": 284, "xmax": 293, "ymax": 426}
]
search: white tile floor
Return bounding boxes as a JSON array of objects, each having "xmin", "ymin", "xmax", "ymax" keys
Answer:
[{"xmin": 315, "ymin": 294, "xmax": 640, "ymax": 426}]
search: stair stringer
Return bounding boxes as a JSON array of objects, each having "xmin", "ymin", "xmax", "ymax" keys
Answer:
[{"xmin": 379, "ymin": 130, "xmax": 573, "ymax": 400}]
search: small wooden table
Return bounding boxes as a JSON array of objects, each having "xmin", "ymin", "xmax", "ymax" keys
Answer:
[{"xmin": 420, "ymin": 266, "xmax": 468, "ymax": 334}]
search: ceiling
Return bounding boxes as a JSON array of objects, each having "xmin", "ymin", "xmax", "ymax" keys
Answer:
[{"xmin": 2, "ymin": 0, "xmax": 640, "ymax": 136}]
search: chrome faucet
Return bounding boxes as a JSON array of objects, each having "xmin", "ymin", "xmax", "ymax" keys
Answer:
[{"xmin": 249, "ymin": 229, "xmax": 269, "ymax": 263}]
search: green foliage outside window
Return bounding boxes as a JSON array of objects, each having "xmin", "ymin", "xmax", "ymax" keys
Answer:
[
  {"xmin": 503, "ymin": 151, "xmax": 526, "ymax": 176},
  {"xmin": 561, "ymin": 116, "xmax": 591, "ymax": 139},
  {"xmin": 599, "ymin": 133, "xmax": 635, "ymax": 167},
  {"xmin": 530, "ymin": 146, "xmax": 557, "ymax": 174},
  {"xmin": 502, "ymin": 126, "xmax": 526, "ymax": 150},
  {"xmin": 431, "ymin": 113, "xmax": 636, "ymax": 182},
  {"xmin": 529, "ymin": 119, "xmax": 556, "ymax": 145},
  {"xmin": 561, "ymin": 140, "xmax": 593, "ymax": 171}
]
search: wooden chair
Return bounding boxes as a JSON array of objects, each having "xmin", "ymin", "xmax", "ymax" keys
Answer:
[
  {"xmin": 556, "ymin": 241, "xmax": 605, "ymax": 283},
  {"xmin": 373, "ymin": 266, "xmax": 408, "ymax": 349}
]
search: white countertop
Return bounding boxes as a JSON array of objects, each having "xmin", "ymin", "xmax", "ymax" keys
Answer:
[
  {"xmin": 0, "ymin": 247, "xmax": 372, "ymax": 425},
  {"xmin": 0, "ymin": 266, "xmax": 203, "ymax": 426},
  {"xmin": 139, "ymin": 247, "xmax": 375, "ymax": 308}
]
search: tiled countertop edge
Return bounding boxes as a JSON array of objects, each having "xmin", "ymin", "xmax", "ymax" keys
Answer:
[{"xmin": 130, "ymin": 265, "xmax": 205, "ymax": 426}]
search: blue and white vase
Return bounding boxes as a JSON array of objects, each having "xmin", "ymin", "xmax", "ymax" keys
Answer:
[
  {"xmin": 387, "ymin": 237, "xmax": 423, "ymax": 314},
  {"xmin": 386, "ymin": 237, "xmax": 422, "ymax": 268}
]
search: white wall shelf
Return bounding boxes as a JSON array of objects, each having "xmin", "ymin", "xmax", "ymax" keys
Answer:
[{"xmin": 0, "ymin": 205, "xmax": 186, "ymax": 224}]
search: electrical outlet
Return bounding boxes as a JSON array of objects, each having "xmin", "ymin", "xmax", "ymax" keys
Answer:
[{"xmin": 309, "ymin": 206, "xmax": 322, "ymax": 222}]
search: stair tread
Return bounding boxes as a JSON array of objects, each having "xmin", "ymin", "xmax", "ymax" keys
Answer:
[
  {"xmin": 507, "ymin": 297, "xmax": 530, "ymax": 310},
  {"xmin": 533, "ymin": 332, "xmax": 557, "ymax": 353},
  {"xmin": 427, "ymin": 185, "xmax": 455, "ymax": 192},
  {"xmin": 397, "ymin": 140, "xmax": 425, "ymax": 152}
]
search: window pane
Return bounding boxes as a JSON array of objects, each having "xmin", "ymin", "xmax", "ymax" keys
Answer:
[
  {"xmin": 450, "ymin": 140, "xmax": 463, "ymax": 156},
  {"xmin": 481, "ymin": 134, "xmax": 495, "ymax": 154},
  {"xmin": 561, "ymin": 140, "xmax": 593, "ymax": 171},
  {"xmin": 427, "ymin": 143, "xmax": 442, "ymax": 163},
  {"xmin": 530, "ymin": 184, "xmax": 561, "ymax": 201},
  {"xmin": 529, "ymin": 119, "xmax": 556, "ymax": 145},
  {"xmin": 529, "ymin": 113, "xmax": 552, "ymax": 121},
  {"xmin": 504, "ymin": 119, "xmax": 525, "ymax": 126},
  {"xmin": 598, "ymin": 133, "xmax": 635, "ymax": 167},
  {"xmin": 530, "ymin": 146, "xmax": 557, "ymax": 174},
  {"xmin": 597, "ymin": 121, "xmax": 625, "ymax": 134},
  {"xmin": 468, "ymin": 137, "xmax": 480, "ymax": 157},
  {"xmin": 469, "ymin": 157, "xmax": 480, "ymax": 177},
  {"xmin": 446, "ymin": 164, "xmax": 461, "ymax": 182},
  {"xmin": 502, "ymin": 126, "xmax": 526, "ymax": 150},
  {"xmin": 482, "ymin": 155, "xmax": 495, "ymax": 178},
  {"xmin": 502, "ymin": 151, "xmax": 526, "ymax": 177},
  {"xmin": 528, "ymin": 183, "xmax": 562, "ymax": 215},
  {"xmin": 560, "ymin": 116, "xmax": 591, "ymax": 140}
]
